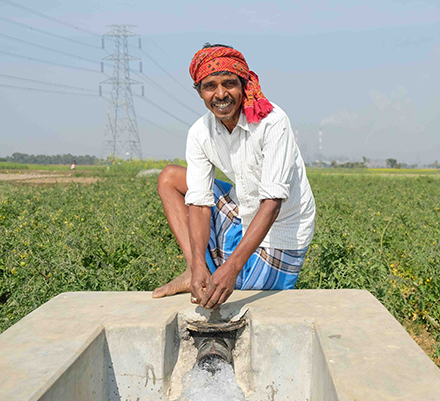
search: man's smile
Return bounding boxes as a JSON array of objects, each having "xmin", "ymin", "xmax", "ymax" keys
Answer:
[{"xmin": 211, "ymin": 98, "xmax": 235, "ymax": 111}]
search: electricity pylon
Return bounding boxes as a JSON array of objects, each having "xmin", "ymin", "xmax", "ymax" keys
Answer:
[{"xmin": 100, "ymin": 25, "xmax": 142, "ymax": 160}]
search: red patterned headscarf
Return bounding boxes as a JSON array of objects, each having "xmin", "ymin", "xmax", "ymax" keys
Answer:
[{"xmin": 189, "ymin": 46, "xmax": 273, "ymax": 124}]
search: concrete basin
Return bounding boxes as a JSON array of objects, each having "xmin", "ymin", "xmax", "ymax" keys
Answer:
[{"xmin": 0, "ymin": 290, "xmax": 439, "ymax": 400}]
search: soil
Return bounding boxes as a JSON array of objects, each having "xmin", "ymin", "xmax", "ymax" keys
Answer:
[{"xmin": 406, "ymin": 322, "xmax": 440, "ymax": 366}]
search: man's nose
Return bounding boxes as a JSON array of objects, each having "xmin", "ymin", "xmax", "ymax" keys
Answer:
[{"xmin": 215, "ymin": 85, "xmax": 227, "ymax": 100}]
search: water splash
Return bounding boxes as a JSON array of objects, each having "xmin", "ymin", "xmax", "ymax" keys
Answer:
[{"xmin": 177, "ymin": 357, "xmax": 246, "ymax": 401}]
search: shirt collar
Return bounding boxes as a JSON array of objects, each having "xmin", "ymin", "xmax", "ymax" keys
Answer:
[
  {"xmin": 213, "ymin": 108, "xmax": 250, "ymax": 134},
  {"xmin": 236, "ymin": 109, "xmax": 250, "ymax": 132}
]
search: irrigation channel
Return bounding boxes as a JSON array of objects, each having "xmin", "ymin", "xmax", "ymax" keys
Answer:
[{"xmin": 176, "ymin": 319, "xmax": 246, "ymax": 401}]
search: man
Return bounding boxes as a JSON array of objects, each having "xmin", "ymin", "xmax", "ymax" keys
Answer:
[{"xmin": 153, "ymin": 44, "xmax": 315, "ymax": 309}]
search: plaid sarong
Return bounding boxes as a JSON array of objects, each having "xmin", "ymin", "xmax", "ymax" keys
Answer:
[{"xmin": 205, "ymin": 180, "xmax": 308, "ymax": 290}]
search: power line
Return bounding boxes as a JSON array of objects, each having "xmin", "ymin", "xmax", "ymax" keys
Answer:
[
  {"xmin": 0, "ymin": 0, "xmax": 102, "ymax": 37},
  {"xmin": 137, "ymin": 35, "xmax": 173, "ymax": 61},
  {"xmin": 0, "ymin": 32, "xmax": 105, "ymax": 65},
  {"xmin": 1, "ymin": 2, "xmax": 198, "ymax": 113},
  {"xmin": 135, "ymin": 94, "xmax": 192, "ymax": 127},
  {"xmin": 139, "ymin": 49, "xmax": 200, "ymax": 101},
  {"xmin": 99, "ymin": 96, "xmax": 186, "ymax": 141},
  {"xmin": 0, "ymin": 50, "xmax": 103, "ymax": 74},
  {"xmin": 0, "ymin": 2, "xmax": 190, "ymax": 143},
  {"xmin": 0, "ymin": 16, "xmax": 103, "ymax": 50},
  {"xmin": 132, "ymin": 71, "xmax": 201, "ymax": 117},
  {"xmin": 0, "ymin": 73, "xmax": 97, "ymax": 93},
  {"xmin": 1, "ymin": 85, "xmax": 185, "ymax": 139},
  {"xmin": 136, "ymin": 115, "xmax": 186, "ymax": 140},
  {"xmin": 0, "ymin": 83, "xmax": 103, "ymax": 97}
]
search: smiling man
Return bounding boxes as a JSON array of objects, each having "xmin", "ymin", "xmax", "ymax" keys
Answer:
[{"xmin": 152, "ymin": 43, "xmax": 315, "ymax": 309}]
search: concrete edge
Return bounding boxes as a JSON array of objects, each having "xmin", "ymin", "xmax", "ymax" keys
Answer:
[{"xmin": 28, "ymin": 324, "xmax": 105, "ymax": 401}]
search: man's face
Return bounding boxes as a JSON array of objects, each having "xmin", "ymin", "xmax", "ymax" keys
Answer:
[{"xmin": 198, "ymin": 73, "xmax": 243, "ymax": 132}]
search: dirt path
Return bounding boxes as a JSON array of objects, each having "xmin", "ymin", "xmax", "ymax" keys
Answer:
[{"xmin": 0, "ymin": 171, "xmax": 98, "ymax": 185}]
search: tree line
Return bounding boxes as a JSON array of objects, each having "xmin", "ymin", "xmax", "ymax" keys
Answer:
[{"xmin": 0, "ymin": 153, "xmax": 97, "ymax": 165}]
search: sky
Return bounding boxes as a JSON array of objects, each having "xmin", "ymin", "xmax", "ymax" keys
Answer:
[{"xmin": 0, "ymin": 0, "xmax": 439, "ymax": 164}]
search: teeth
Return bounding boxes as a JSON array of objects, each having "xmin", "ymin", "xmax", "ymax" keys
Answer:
[{"xmin": 215, "ymin": 103, "xmax": 231, "ymax": 109}]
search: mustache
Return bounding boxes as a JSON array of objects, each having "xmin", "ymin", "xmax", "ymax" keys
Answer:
[{"xmin": 211, "ymin": 96, "xmax": 235, "ymax": 106}]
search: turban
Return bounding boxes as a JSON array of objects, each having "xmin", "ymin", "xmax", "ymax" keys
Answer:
[{"xmin": 189, "ymin": 46, "xmax": 273, "ymax": 124}]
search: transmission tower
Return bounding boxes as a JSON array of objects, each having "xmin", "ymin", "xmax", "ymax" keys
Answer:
[{"xmin": 100, "ymin": 25, "xmax": 143, "ymax": 160}]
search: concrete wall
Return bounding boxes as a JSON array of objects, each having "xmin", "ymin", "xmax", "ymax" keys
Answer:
[
  {"xmin": 39, "ymin": 330, "xmax": 106, "ymax": 401},
  {"xmin": 310, "ymin": 328, "xmax": 339, "ymax": 401},
  {"xmin": 105, "ymin": 325, "xmax": 168, "ymax": 401},
  {"xmin": 248, "ymin": 321, "xmax": 314, "ymax": 400}
]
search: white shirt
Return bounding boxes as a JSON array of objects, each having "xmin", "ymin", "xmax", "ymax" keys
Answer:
[{"xmin": 185, "ymin": 104, "xmax": 315, "ymax": 250}]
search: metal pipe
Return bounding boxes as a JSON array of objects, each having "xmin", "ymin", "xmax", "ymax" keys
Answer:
[
  {"xmin": 188, "ymin": 317, "xmax": 246, "ymax": 374},
  {"xmin": 193, "ymin": 332, "xmax": 235, "ymax": 364}
]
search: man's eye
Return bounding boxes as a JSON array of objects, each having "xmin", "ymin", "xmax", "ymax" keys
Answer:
[
  {"xmin": 203, "ymin": 83, "xmax": 215, "ymax": 90},
  {"xmin": 225, "ymin": 81, "xmax": 238, "ymax": 88}
]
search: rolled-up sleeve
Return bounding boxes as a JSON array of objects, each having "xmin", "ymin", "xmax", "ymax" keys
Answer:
[
  {"xmin": 259, "ymin": 117, "xmax": 297, "ymax": 201},
  {"xmin": 185, "ymin": 129, "xmax": 215, "ymax": 206}
]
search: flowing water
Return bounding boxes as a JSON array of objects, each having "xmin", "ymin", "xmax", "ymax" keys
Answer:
[{"xmin": 176, "ymin": 357, "xmax": 246, "ymax": 401}]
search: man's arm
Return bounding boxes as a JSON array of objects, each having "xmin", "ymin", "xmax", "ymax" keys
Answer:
[
  {"xmin": 184, "ymin": 124, "xmax": 217, "ymax": 302},
  {"xmin": 200, "ymin": 198, "xmax": 282, "ymax": 309},
  {"xmin": 188, "ymin": 204, "xmax": 212, "ymax": 303}
]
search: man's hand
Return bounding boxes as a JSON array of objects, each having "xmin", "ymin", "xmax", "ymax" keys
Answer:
[
  {"xmin": 200, "ymin": 262, "xmax": 239, "ymax": 309},
  {"xmin": 190, "ymin": 265, "xmax": 211, "ymax": 304}
]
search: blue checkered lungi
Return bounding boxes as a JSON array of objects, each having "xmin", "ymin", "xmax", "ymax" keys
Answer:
[{"xmin": 205, "ymin": 179, "xmax": 308, "ymax": 290}]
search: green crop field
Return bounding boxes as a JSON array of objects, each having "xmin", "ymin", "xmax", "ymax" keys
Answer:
[{"xmin": 0, "ymin": 162, "xmax": 439, "ymax": 364}]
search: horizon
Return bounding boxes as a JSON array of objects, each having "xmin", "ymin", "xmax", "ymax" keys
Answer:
[{"xmin": 1, "ymin": 151, "xmax": 439, "ymax": 169}]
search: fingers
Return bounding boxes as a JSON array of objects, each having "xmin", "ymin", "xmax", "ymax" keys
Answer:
[
  {"xmin": 200, "ymin": 286, "xmax": 232, "ymax": 309},
  {"xmin": 200, "ymin": 287, "xmax": 220, "ymax": 309},
  {"xmin": 193, "ymin": 268, "xmax": 235, "ymax": 309},
  {"xmin": 190, "ymin": 294, "xmax": 199, "ymax": 304},
  {"xmin": 216, "ymin": 290, "xmax": 232, "ymax": 306},
  {"xmin": 190, "ymin": 284, "xmax": 207, "ymax": 305},
  {"xmin": 191, "ymin": 285, "xmax": 206, "ymax": 303},
  {"xmin": 190, "ymin": 273, "xmax": 207, "ymax": 302}
]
